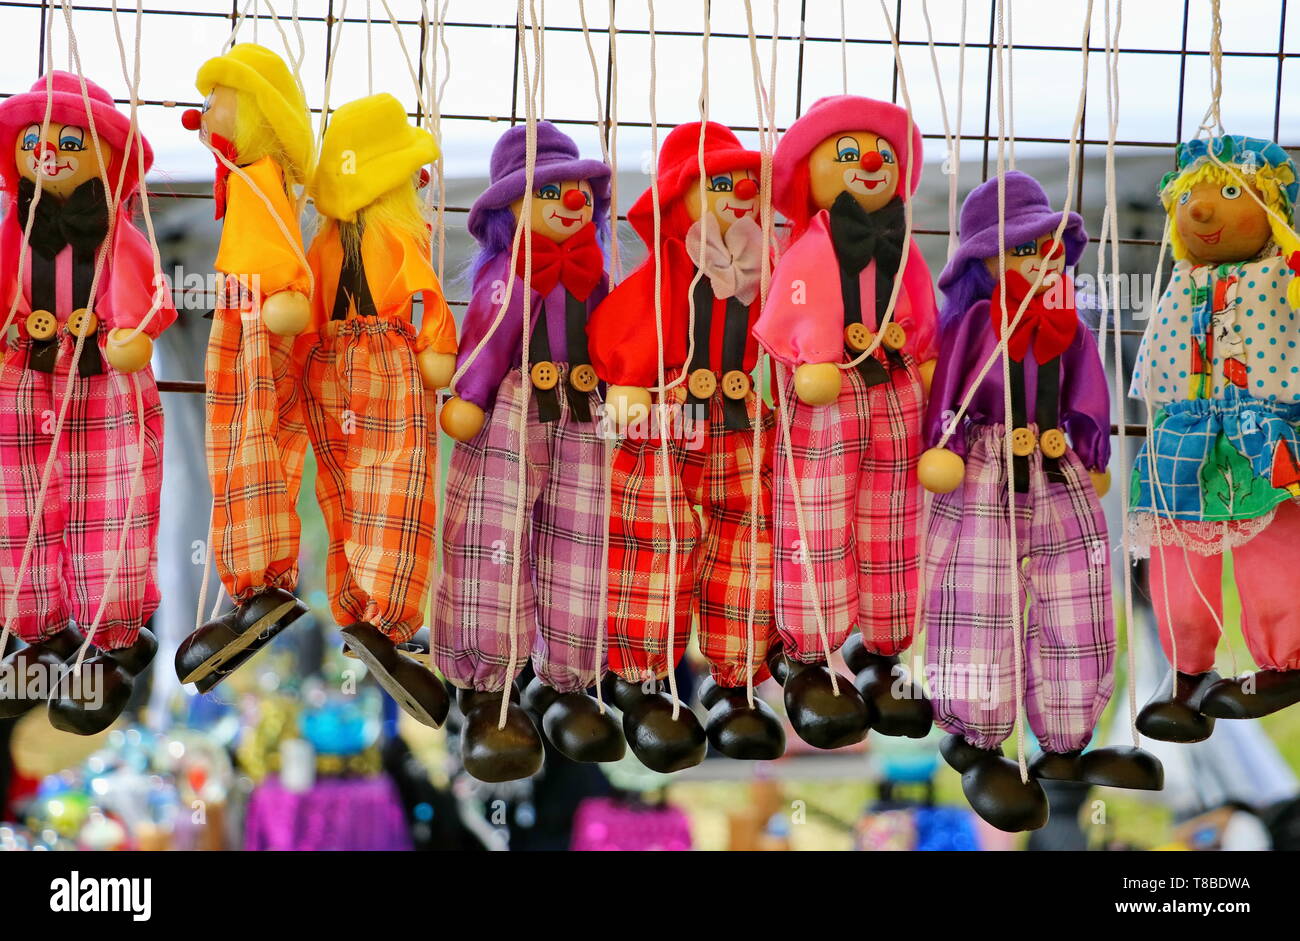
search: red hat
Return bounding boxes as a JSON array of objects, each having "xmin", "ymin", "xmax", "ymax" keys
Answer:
[
  {"xmin": 772, "ymin": 95, "xmax": 923, "ymax": 219},
  {"xmin": 627, "ymin": 121, "xmax": 761, "ymax": 245},
  {"xmin": 0, "ymin": 71, "xmax": 152, "ymax": 198}
]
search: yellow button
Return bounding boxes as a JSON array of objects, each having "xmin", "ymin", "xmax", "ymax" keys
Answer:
[
  {"xmin": 721, "ymin": 369, "xmax": 751, "ymax": 400},
  {"xmin": 67, "ymin": 308, "xmax": 98, "ymax": 338},
  {"xmin": 569, "ymin": 363, "xmax": 599, "ymax": 393},
  {"xmin": 1039, "ymin": 428, "xmax": 1067, "ymax": 459},
  {"xmin": 688, "ymin": 368, "xmax": 717, "ymax": 399},
  {"xmin": 530, "ymin": 360, "xmax": 558, "ymax": 390},
  {"xmin": 883, "ymin": 323, "xmax": 907, "ymax": 351},
  {"xmin": 25, "ymin": 310, "xmax": 56, "ymax": 340},
  {"xmin": 1011, "ymin": 427, "xmax": 1037, "ymax": 457},
  {"xmin": 844, "ymin": 323, "xmax": 873, "ymax": 352}
]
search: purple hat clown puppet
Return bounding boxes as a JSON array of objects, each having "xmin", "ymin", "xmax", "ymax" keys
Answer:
[
  {"xmin": 1129, "ymin": 136, "xmax": 1300, "ymax": 739},
  {"xmin": 921, "ymin": 171, "xmax": 1163, "ymax": 833},
  {"xmin": 752, "ymin": 95, "xmax": 937, "ymax": 749},
  {"xmin": 433, "ymin": 121, "xmax": 624, "ymax": 782},
  {"xmin": 0, "ymin": 72, "xmax": 177, "ymax": 734}
]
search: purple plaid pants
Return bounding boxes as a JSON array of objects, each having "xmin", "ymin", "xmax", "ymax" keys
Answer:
[
  {"xmin": 924, "ymin": 423, "xmax": 1115, "ymax": 754},
  {"xmin": 433, "ymin": 366, "xmax": 608, "ymax": 693}
]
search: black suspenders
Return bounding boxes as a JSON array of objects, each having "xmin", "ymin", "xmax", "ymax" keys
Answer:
[
  {"xmin": 529, "ymin": 289, "xmax": 595, "ymax": 425},
  {"xmin": 27, "ymin": 246, "xmax": 103, "ymax": 376},
  {"xmin": 1008, "ymin": 355, "xmax": 1064, "ymax": 494},
  {"xmin": 685, "ymin": 276, "xmax": 752, "ymax": 432}
]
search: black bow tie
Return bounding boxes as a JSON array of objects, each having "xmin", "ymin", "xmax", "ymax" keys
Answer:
[
  {"xmin": 828, "ymin": 191, "xmax": 906, "ymax": 276},
  {"xmin": 17, "ymin": 177, "xmax": 110, "ymax": 260}
]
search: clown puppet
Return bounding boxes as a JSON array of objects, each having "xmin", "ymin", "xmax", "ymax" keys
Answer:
[{"xmin": 0, "ymin": 72, "xmax": 176, "ymax": 733}]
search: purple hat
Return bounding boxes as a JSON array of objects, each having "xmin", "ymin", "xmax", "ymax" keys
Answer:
[
  {"xmin": 467, "ymin": 121, "xmax": 610, "ymax": 240},
  {"xmin": 938, "ymin": 171, "xmax": 1087, "ymax": 293}
]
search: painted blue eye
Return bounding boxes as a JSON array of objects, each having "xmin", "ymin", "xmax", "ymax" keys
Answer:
[
  {"xmin": 20, "ymin": 125, "xmax": 39, "ymax": 151},
  {"xmin": 879, "ymin": 149, "xmax": 895, "ymax": 164},
  {"xmin": 708, "ymin": 174, "xmax": 733, "ymax": 192},
  {"xmin": 835, "ymin": 135, "xmax": 861, "ymax": 163},
  {"xmin": 1011, "ymin": 240, "xmax": 1038, "ymax": 257},
  {"xmin": 58, "ymin": 125, "xmax": 84, "ymax": 151},
  {"xmin": 536, "ymin": 184, "xmax": 561, "ymax": 199}
]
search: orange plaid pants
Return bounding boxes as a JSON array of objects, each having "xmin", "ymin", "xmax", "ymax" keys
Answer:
[
  {"xmin": 301, "ymin": 319, "xmax": 436, "ymax": 642},
  {"xmin": 205, "ymin": 303, "xmax": 308, "ymax": 603}
]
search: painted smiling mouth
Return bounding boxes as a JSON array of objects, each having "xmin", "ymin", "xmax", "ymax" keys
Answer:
[
  {"xmin": 31, "ymin": 158, "xmax": 73, "ymax": 176},
  {"xmin": 549, "ymin": 211, "xmax": 582, "ymax": 227},
  {"xmin": 1196, "ymin": 227, "xmax": 1224, "ymax": 245},
  {"xmin": 722, "ymin": 203, "xmax": 751, "ymax": 218},
  {"xmin": 850, "ymin": 173, "xmax": 883, "ymax": 190}
]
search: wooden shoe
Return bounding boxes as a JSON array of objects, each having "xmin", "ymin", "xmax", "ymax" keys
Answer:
[
  {"xmin": 458, "ymin": 687, "xmax": 544, "ymax": 782},
  {"xmin": 1200, "ymin": 669, "xmax": 1300, "ymax": 720},
  {"xmin": 341, "ymin": 623, "xmax": 448, "ymax": 728},
  {"xmin": 0, "ymin": 624, "xmax": 84, "ymax": 719},
  {"xmin": 48, "ymin": 628, "xmax": 157, "ymax": 736},
  {"xmin": 768, "ymin": 648, "xmax": 871, "ymax": 750},
  {"xmin": 525, "ymin": 677, "xmax": 625, "ymax": 764},
  {"xmin": 698, "ymin": 677, "xmax": 786, "ymax": 760},
  {"xmin": 175, "ymin": 587, "xmax": 302, "ymax": 688},
  {"xmin": 609, "ymin": 676, "xmax": 706, "ymax": 773},
  {"xmin": 1136, "ymin": 669, "xmax": 1219, "ymax": 743}
]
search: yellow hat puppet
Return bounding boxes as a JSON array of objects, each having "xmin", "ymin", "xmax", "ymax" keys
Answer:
[
  {"xmin": 174, "ymin": 44, "xmax": 316, "ymax": 694},
  {"xmin": 301, "ymin": 93, "xmax": 457, "ymax": 728}
]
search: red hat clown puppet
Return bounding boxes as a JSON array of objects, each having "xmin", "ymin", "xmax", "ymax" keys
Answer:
[
  {"xmin": 586, "ymin": 121, "xmax": 785, "ymax": 771},
  {"xmin": 920, "ymin": 172, "xmax": 1162, "ymax": 833},
  {"xmin": 0, "ymin": 72, "xmax": 176, "ymax": 733},
  {"xmin": 434, "ymin": 121, "xmax": 622, "ymax": 782},
  {"xmin": 301, "ymin": 94, "xmax": 458, "ymax": 729},
  {"xmin": 752, "ymin": 95, "xmax": 936, "ymax": 749},
  {"xmin": 1130, "ymin": 136, "xmax": 1300, "ymax": 738},
  {"xmin": 174, "ymin": 44, "xmax": 316, "ymax": 692}
]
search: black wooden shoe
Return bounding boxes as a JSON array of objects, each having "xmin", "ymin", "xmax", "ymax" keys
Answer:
[
  {"xmin": 768, "ymin": 648, "xmax": 871, "ymax": 750},
  {"xmin": 193, "ymin": 597, "xmax": 310, "ymax": 695},
  {"xmin": 0, "ymin": 624, "xmax": 85, "ymax": 719},
  {"xmin": 1029, "ymin": 749, "xmax": 1086, "ymax": 783},
  {"xmin": 1200, "ymin": 669, "xmax": 1300, "ymax": 720},
  {"xmin": 1136, "ymin": 669, "xmax": 1220, "ymax": 743},
  {"xmin": 698, "ymin": 677, "xmax": 786, "ymax": 760},
  {"xmin": 525, "ymin": 677, "xmax": 625, "ymax": 764},
  {"xmin": 341, "ymin": 623, "xmax": 448, "ymax": 728},
  {"xmin": 842, "ymin": 634, "xmax": 933, "ymax": 739},
  {"xmin": 609, "ymin": 676, "xmax": 707, "ymax": 773},
  {"xmin": 1080, "ymin": 746, "xmax": 1165, "ymax": 791},
  {"xmin": 940, "ymin": 732, "xmax": 993, "ymax": 773},
  {"xmin": 175, "ymin": 587, "xmax": 303, "ymax": 689},
  {"xmin": 962, "ymin": 750, "xmax": 1049, "ymax": 833},
  {"xmin": 458, "ymin": 687, "xmax": 544, "ymax": 782},
  {"xmin": 48, "ymin": 627, "xmax": 157, "ymax": 736}
]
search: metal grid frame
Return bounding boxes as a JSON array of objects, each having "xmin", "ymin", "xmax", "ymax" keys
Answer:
[{"xmin": 1, "ymin": 0, "xmax": 1294, "ymax": 421}]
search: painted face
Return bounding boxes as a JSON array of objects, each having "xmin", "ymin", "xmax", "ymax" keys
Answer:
[
  {"xmin": 198, "ymin": 84, "xmax": 238, "ymax": 146},
  {"xmin": 14, "ymin": 121, "xmax": 110, "ymax": 199},
  {"xmin": 682, "ymin": 169, "xmax": 759, "ymax": 234},
  {"xmin": 808, "ymin": 131, "xmax": 900, "ymax": 213},
  {"xmin": 983, "ymin": 232, "xmax": 1067, "ymax": 294},
  {"xmin": 512, "ymin": 178, "xmax": 594, "ymax": 242},
  {"xmin": 1174, "ymin": 178, "xmax": 1272, "ymax": 264}
]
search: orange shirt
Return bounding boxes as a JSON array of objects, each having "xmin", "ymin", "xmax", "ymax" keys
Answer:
[
  {"xmin": 304, "ymin": 221, "xmax": 457, "ymax": 355},
  {"xmin": 214, "ymin": 156, "xmax": 310, "ymax": 299}
]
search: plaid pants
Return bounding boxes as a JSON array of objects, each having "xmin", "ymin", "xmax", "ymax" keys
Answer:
[
  {"xmin": 771, "ymin": 357, "xmax": 923, "ymax": 663},
  {"xmin": 434, "ymin": 366, "xmax": 607, "ymax": 693},
  {"xmin": 302, "ymin": 319, "xmax": 436, "ymax": 643},
  {"xmin": 924, "ymin": 423, "xmax": 1115, "ymax": 754},
  {"xmin": 607, "ymin": 387, "xmax": 773, "ymax": 689},
  {"xmin": 206, "ymin": 302, "xmax": 308, "ymax": 603},
  {"xmin": 0, "ymin": 336, "xmax": 163, "ymax": 650}
]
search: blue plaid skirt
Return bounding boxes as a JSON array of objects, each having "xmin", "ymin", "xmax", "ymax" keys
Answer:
[{"xmin": 1131, "ymin": 392, "xmax": 1300, "ymax": 522}]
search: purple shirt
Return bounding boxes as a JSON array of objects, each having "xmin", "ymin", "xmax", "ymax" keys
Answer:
[
  {"xmin": 453, "ymin": 251, "xmax": 610, "ymax": 411},
  {"xmin": 923, "ymin": 298, "xmax": 1112, "ymax": 471}
]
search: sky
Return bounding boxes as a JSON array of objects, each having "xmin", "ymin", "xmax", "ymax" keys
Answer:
[{"xmin": 0, "ymin": 0, "xmax": 1297, "ymax": 190}]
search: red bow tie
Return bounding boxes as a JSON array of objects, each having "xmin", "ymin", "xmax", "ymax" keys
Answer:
[
  {"xmin": 989, "ymin": 269, "xmax": 1079, "ymax": 363},
  {"xmin": 514, "ymin": 222, "xmax": 603, "ymax": 301}
]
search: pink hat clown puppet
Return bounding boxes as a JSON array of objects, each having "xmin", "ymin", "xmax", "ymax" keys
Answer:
[
  {"xmin": 1130, "ymin": 136, "xmax": 1300, "ymax": 739},
  {"xmin": 0, "ymin": 72, "xmax": 177, "ymax": 734},
  {"xmin": 434, "ymin": 122, "xmax": 624, "ymax": 782},
  {"xmin": 751, "ymin": 95, "xmax": 936, "ymax": 749},
  {"xmin": 586, "ymin": 121, "xmax": 785, "ymax": 773},
  {"xmin": 920, "ymin": 171, "xmax": 1163, "ymax": 834}
]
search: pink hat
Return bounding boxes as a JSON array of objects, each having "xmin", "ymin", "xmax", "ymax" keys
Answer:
[
  {"xmin": 0, "ymin": 71, "xmax": 152, "ymax": 197},
  {"xmin": 773, "ymin": 95, "xmax": 923, "ymax": 218}
]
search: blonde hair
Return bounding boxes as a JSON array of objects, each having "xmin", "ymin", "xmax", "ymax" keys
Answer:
[
  {"xmin": 1162, "ymin": 161, "xmax": 1300, "ymax": 263},
  {"xmin": 234, "ymin": 89, "xmax": 307, "ymax": 188},
  {"xmin": 336, "ymin": 180, "xmax": 429, "ymax": 266}
]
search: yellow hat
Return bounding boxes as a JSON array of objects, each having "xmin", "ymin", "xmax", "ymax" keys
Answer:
[
  {"xmin": 196, "ymin": 43, "xmax": 314, "ymax": 182},
  {"xmin": 311, "ymin": 94, "xmax": 439, "ymax": 223}
]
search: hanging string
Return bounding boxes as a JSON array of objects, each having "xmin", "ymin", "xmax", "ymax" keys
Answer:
[
  {"xmin": 1005, "ymin": 0, "xmax": 1016, "ymax": 169},
  {"xmin": 921, "ymin": 0, "xmax": 967, "ymax": 262},
  {"xmin": 606, "ymin": 0, "xmax": 623, "ymax": 283}
]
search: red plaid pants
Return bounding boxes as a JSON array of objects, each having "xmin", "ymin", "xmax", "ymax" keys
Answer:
[{"xmin": 607, "ymin": 388, "xmax": 774, "ymax": 688}]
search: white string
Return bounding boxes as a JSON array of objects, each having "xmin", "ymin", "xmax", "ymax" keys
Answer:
[
  {"xmin": 839, "ymin": 0, "xmax": 848, "ymax": 94},
  {"xmin": 921, "ymin": 0, "xmax": 967, "ymax": 261}
]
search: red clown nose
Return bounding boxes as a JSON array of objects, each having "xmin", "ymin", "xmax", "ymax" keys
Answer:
[
  {"xmin": 181, "ymin": 108, "xmax": 202, "ymax": 131},
  {"xmin": 1045, "ymin": 239, "xmax": 1065, "ymax": 260},
  {"xmin": 733, "ymin": 177, "xmax": 759, "ymax": 201},
  {"xmin": 562, "ymin": 188, "xmax": 587, "ymax": 211},
  {"xmin": 860, "ymin": 151, "xmax": 884, "ymax": 172}
]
